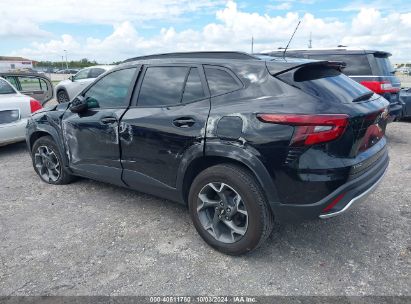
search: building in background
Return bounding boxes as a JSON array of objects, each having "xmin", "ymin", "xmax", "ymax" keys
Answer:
[{"xmin": 0, "ymin": 56, "xmax": 36, "ymax": 72}]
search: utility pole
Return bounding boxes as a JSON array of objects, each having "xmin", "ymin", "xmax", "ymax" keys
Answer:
[
  {"xmin": 61, "ymin": 56, "xmax": 64, "ymax": 69},
  {"xmin": 64, "ymin": 50, "xmax": 68, "ymax": 69},
  {"xmin": 308, "ymin": 32, "xmax": 312, "ymax": 48},
  {"xmin": 251, "ymin": 36, "xmax": 254, "ymax": 54}
]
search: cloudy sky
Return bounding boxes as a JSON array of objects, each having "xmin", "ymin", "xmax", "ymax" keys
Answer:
[{"xmin": 1, "ymin": 0, "xmax": 410, "ymax": 63}]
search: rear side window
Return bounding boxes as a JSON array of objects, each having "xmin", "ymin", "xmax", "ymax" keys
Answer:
[
  {"xmin": 308, "ymin": 54, "xmax": 372, "ymax": 76},
  {"xmin": 0, "ymin": 79, "xmax": 16, "ymax": 94},
  {"xmin": 17, "ymin": 77, "xmax": 42, "ymax": 91},
  {"xmin": 204, "ymin": 67, "xmax": 241, "ymax": 96},
  {"xmin": 182, "ymin": 68, "xmax": 206, "ymax": 103},
  {"xmin": 278, "ymin": 65, "xmax": 372, "ymax": 103},
  {"xmin": 138, "ymin": 67, "xmax": 188, "ymax": 107}
]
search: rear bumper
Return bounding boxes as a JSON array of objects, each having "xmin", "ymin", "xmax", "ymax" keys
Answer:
[
  {"xmin": 319, "ymin": 166, "xmax": 386, "ymax": 219},
  {"xmin": 0, "ymin": 119, "xmax": 27, "ymax": 146},
  {"xmin": 387, "ymin": 103, "xmax": 403, "ymax": 121},
  {"xmin": 271, "ymin": 148, "xmax": 389, "ymax": 222}
]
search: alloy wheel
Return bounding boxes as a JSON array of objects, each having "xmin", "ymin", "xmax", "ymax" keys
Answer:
[
  {"xmin": 197, "ymin": 182, "xmax": 248, "ymax": 243},
  {"xmin": 34, "ymin": 146, "xmax": 61, "ymax": 182}
]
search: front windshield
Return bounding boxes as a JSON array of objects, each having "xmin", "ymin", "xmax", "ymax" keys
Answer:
[{"xmin": 0, "ymin": 79, "xmax": 16, "ymax": 94}]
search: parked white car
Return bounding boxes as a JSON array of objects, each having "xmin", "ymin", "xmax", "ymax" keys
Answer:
[
  {"xmin": 54, "ymin": 65, "xmax": 113, "ymax": 103},
  {"xmin": 0, "ymin": 77, "xmax": 42, "ymax": 146}
]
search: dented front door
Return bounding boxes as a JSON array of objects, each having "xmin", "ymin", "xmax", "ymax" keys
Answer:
[{"xmin": 61, "ymin": 66, "xmax": 139, "ymax": 186}]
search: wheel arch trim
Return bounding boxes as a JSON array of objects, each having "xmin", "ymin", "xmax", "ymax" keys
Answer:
[{"xmin": 176, "ymin": 142, "xmax": 280, "ymax": 209}]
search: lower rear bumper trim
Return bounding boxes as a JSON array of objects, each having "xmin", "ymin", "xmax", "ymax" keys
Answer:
[{"xmin": 319, "ymin": 167, "xmax": 387, "ymax": 219}]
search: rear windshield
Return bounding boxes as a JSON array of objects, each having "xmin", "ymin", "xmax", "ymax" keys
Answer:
[
  {"xmin": 277, "ymin": 65, "xmax": 372, "ymax": 103},
  {"xmin": 0, "ymin": 79, "xmax": 16, "ymax": 94},
  {"xmin": 374, "ymin": 55, "xmax": 395, "ymax": 76},
  {"xmin": 307, "ymin": 54, "xmax": 372, "ymax": 76}
]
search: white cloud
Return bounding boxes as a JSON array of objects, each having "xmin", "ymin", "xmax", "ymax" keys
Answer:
[
  {"xmin": 9, "ymin": 1, "xmax": 411, "ymax": 63},
  {"xmin": 0, "ymin": 0, "xmax": 223, "ymax": 38},
  {"xmin": 268, "ymin": 3, "xmax": 293, "ymax": 10}
]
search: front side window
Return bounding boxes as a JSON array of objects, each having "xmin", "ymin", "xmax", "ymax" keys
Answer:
[
  {"xmin": 0, "ymin": 79, "xmax": 16, "ymax": 94},
  {"xmin": 73, "ymin": 69, "xmax": 90, "ymax": 81},
  {"xmin": 204, "ymin": 67, "xmax": 242, "ymax": 96},
  {"xmin": 84, "ymin": 68, "xmax": 136, "ymax": 108},
  {"xmin": 138, "ymin": 66, "xmax": 188, "ymax": 107}
]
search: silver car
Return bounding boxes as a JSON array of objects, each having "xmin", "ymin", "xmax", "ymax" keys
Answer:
[
  {"xmin": 0, "ymin": 77, "xmax": 43, "ymax": 146},
  {"xmin": 55, "ymin": 65, "xmax": 113, "ymax": 103}
]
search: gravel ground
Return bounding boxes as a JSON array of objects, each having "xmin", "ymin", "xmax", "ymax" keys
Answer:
[{"xmin": 0, "ymin": 122, "xmax": 410, "ymax": 296}]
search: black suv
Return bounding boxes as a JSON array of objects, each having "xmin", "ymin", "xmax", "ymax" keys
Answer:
[
  {"xmin": 26, "ymin": 52, "xmax": 389, "ymax": 255},
  {"xmin": 260, "ymin": 48, "xmax": 402, "ymax": 121}
]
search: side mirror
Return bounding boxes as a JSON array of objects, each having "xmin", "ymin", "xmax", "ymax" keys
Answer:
[
  {"xmin": 69, "ymin": 75, "xmax": 74, "ymax": 82},
  {"xmin": 69, "ymin": 96, "xmax": 88, "ymax": 113}
]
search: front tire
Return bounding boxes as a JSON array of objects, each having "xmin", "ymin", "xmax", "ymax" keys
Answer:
[
  {"xmin": 57, "ymin": 90, "xmax": 70, "ymax": 103},
  {"xmin": 188, "ymin": 164, "xmax": 274, "ymax": 255},
  {"xmin": 32, "ymin": 136, "xmax": 74, "ymax": 185}
]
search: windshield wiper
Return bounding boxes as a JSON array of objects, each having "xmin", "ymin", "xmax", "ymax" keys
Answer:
[{"xmin": 352, "ymin": 92, "xmax": 374, "ymax": 103}]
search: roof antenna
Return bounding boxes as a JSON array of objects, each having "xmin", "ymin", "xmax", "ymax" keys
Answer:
[
  {"xmin": 283, "ymin": 20, "xmax": 301, "ymax": 59},
  {"xmin": 308, "ymin": 31, "xmax": 312, "ymax": 48}
]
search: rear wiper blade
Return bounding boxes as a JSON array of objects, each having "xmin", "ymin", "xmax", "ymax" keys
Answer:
[{"xmin": 352, "ymin": 92, "xmax": 374, "ymax": 103}]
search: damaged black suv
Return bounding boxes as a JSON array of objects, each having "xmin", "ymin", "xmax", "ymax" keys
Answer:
[{"xmin": 27, "ymin": 52, "xmax": 389, "ymax": 255}]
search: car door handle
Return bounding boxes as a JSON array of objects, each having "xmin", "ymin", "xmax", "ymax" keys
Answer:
[
  {"xmin": 173, "ymin": 117, "xmax": 196, "ymax": 128},
  {"xmin": 100, "ymin": 117, "xmax": 117, "ymax": 125}
]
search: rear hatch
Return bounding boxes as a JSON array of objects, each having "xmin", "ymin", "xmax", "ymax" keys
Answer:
[{"xmin": 267, "ymin": 60, "xmax": 389, "ymax": 157}]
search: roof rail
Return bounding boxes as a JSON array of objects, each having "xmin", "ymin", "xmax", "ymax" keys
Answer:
[{"xmin": 123, "ymin": 51, "xmax": 258, "ymax": 63}]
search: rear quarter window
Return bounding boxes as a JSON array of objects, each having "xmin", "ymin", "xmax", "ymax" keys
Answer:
[
  {"xmin": 373, "ymin": 55, "xmax": 395, "ymax": 76},
  {"xmin": 308, "ymin": 54, "xmax": 372, "ymax": 76},
  {"xmin": 204, "ymin": 67, "xmax": 242, "ymax": 96},
  {"xmin": 0, "ymin": 79, "xmax": 16, "ymax": 94}
]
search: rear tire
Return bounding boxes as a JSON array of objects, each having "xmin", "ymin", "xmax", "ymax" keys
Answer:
[
  {"xmin": 57, "ymin": 90, "xmax": 70, "ymax": 103},
  {"xmin": 188, "ymin": 164, "xmax": 274, "ymax": 255},
  {"xmin": 32, "ymin": 136, "xmax": 74, "ymax": 185}
]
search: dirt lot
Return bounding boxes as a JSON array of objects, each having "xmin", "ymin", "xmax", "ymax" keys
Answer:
[{"xmin": 0, "ymin": 122, "xmax": 410, "ymax": 296}]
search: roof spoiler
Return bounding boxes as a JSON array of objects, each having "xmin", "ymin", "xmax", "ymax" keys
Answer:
[{"xmin": 266, "ymin": 59, "xmax": 346, "ymax": 76}]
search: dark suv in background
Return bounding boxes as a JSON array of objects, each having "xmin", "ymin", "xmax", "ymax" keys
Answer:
[
  {"xmin": 26, "ymin": 52, "xmax": 389, "ymax": 255},
  {"xmin": 260, "ymin": 48, "xmax": 402, "ymax": 121}
]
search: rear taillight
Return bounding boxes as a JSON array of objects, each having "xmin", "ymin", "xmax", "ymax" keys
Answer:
[
  {"xmin": 30, "ymin": 99, "xmax": 42, "ymax": 113},
  {"xmin": 257, "ymin": 114, "xmax": 349, "ymax": 146},
  {"xmin": 360, "ymin": 81, "xmax": 400, "ymax": 94}
]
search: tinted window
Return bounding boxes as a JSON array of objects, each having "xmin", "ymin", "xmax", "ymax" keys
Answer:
[
  {"xmin": 40, "ymin": 79, "xmax": 48, "ymax": 91},
  {"xmin": 18, "ymin": 77, "xmax": 42, "ymax": 91},
  {"xmin": 138, "ymin": 66, "xmax": 188, "ymax": 107},
  {"xmin": 374, "ymin": 55, "xmax": 395, "ymax": 76},
  {"xmin": 205, "ymin": 67, "xmax": 241, "ymax": 96},
  {"xmin": 308, "ymin": 54, "xmax": 372, "ymax": 76},
  {"xmin": 89, "ymin": 68, "xmax": 106, "ymax": 78},
  {"xmin": 74, "ymin": 69, "xmax": 90, "ymax": 81},
  {"xmin": 84, "ymin": 68, "xmax": 136, "ymax": 108},
  {"xmin": 4, "ymin": 76, "xmax": 18, "ymax": 88},
  {"xmin": 278, "ymin": 65, "xmax": 371, "ymax": 103},
  {"xmin": 0, "ymin": 79, "xmax": 16, "ymax": 94},
  {"xmin": 182, "ymin": 68, "xmax": 206, "ymax": 103}
]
